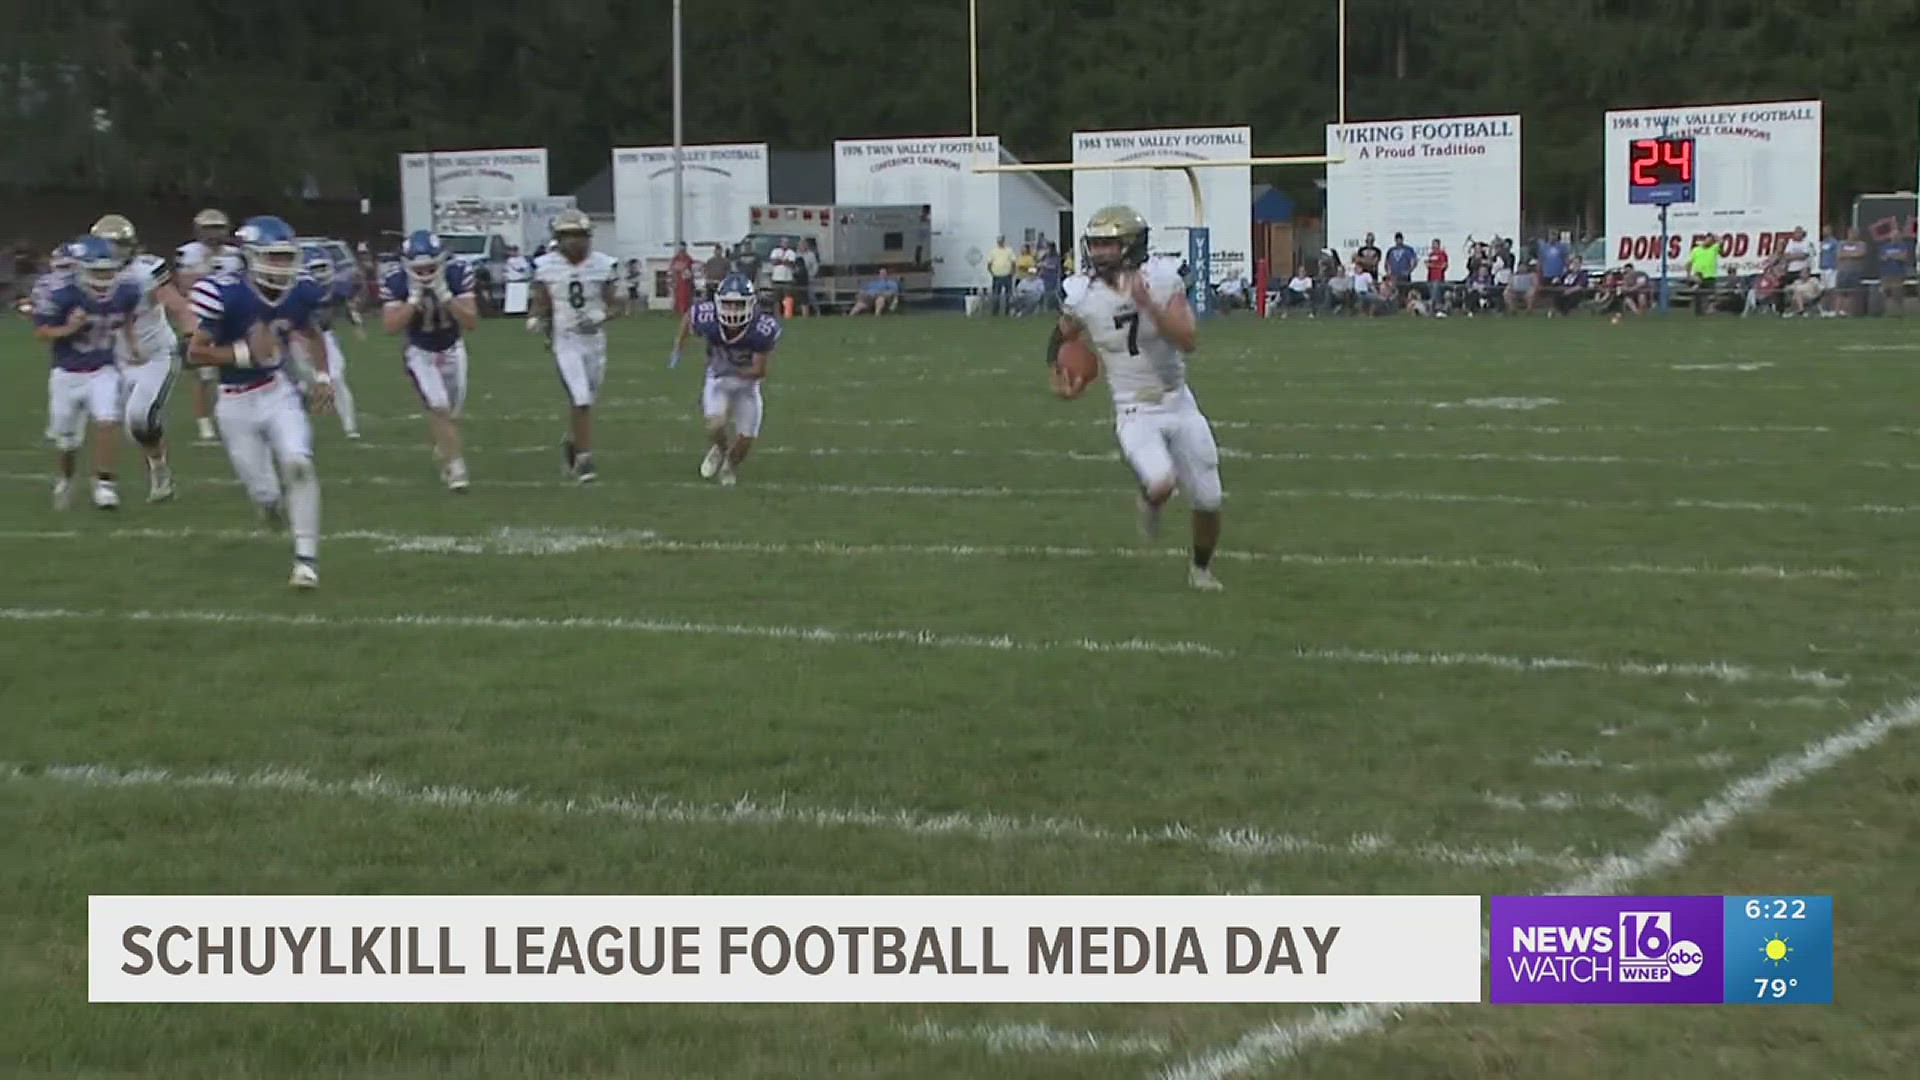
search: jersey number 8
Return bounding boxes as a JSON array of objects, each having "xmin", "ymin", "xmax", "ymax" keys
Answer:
[{"xmin": 567, "ymin": 280, "xmax": 587, "ymax": 310}]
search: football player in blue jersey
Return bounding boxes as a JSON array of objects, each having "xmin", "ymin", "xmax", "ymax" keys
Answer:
[
  {"xmin": 671, "ymin": 273, "xmax": 780, "ymax": 486},
  {"xmin": 32, "ymin": 236, "xmax": 140, "ymax": 510},
  {"xmin": 184, "ymin": 215, "xmax": 334, "ymax": 589},
  {"xmin": 380, "ymin": 230, "xmax": 478, "ymax": 491},
  {"xmin": 298, "ymin": 243, "xmax": 361, "ymax": 440}
]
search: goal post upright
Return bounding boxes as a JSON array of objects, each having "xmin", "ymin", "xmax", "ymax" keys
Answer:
[{"xmin": 967, "ymin": 0, "xmax": 1349, "ymax": 313}]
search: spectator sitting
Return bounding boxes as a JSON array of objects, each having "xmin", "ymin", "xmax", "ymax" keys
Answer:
[
  {"xmin": 1010, "ymin": 270, "xmax": 1046, "ymax": 316},
  {"xmin": 1787, "ymin": 269, "xmax": 1824, "ymax": 317},
  {"xmin": 1550, "ymin": 257, "xmax": 1590, "ymax": 315},
  {"xmin": 1618, "ymin": 263, "xmax": 1651, "ymax": 314},
  {"xmin": 1326, "ymin": 266, "xmax": 1355, "ymax": 315},
  {"xmin": 1508, "ymin": 258, "xmax": 1538, "ymax": 312},
  {"xmin": 1350, "ymin": 267, "xmax": 1388, "ymax": 315},
  {"xmin": 1276, "ymin": 266, "xmax": 1314, "ymax": 317},
  {"xmin": 849, "ymin": 268, "xmax": 900, "ymax": 315},
  {"xmin": 1464, "ymin": 262, "xmax": 1499, "ymax": 315},
  {"xmin": 1748, "ymin": 258, "xmax": 1786, "ymax": 316},
  {"xmin": 1216, "ymin": 274, "xmax": 1248, "ymax": 312}
]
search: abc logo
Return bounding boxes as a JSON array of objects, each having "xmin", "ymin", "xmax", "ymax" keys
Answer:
[{"xmin": 1665, "ymin": 941, "xmax": 1704, "ymax": 976}]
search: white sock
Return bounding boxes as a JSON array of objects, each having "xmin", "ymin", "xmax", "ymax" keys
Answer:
[
  {"xmin": 283, "ymin": 455, "xmax": 321, "ymax": 561},
  {"xmin": 332, "ymin": 378, "xmax": 358, "ymax": 434}
]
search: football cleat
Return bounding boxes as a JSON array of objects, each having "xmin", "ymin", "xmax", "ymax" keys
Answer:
[
  {"xmin": 289, "ymin": 561, "xmax": 319, "ymax": 589},
  {"xmin": 446, "ymin": 459, "xmax": 470, "ymax": 493},
  {"xmin": 147, "ymin": 462, "xmax": 175, "ymax": 503},
  {"xmin": 93, "ymin": 479, "xmax": 120, "ymax": 510},
  {"xmin": 574, "ymin": 454, "xmax": 598, "ymax": 484},
  {"xmin": 195, "ymin": 418, "xmax": 219, "ymax": 445},
  {"xmin": 700, "ymin": 446, "xmax": 724, "ymax": 479},
  {"xmin": 1187, "ymin": 565, "xmax": 1224, "ymax": 592},
  {"xmin": 52, "ymin": 477, "xmax": 71, "ymax": 511},
  {"xmin": 718, "ymin": 463, "xmax": 737, "ymax": 488}
]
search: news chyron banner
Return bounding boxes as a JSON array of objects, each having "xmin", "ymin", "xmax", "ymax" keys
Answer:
[
  {"xmin": 90, "ymin": 895, "xmax": 1480, "ymax": 1003},
  {"xmin": 1492, "ymin": 895, "xmax": 1833, "ymax": 1005},
  {"xmin": 1324, "ymin": 115, "xmax": 1522, "ymax": 276},
  {"xmin": 1603, "ymin": 101, "xmax": 1822, "ymax": 277}
]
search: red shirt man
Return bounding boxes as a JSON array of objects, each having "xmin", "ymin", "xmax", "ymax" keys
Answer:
[
  {"xmin": 668, "ymin": 243, "xmax": 694, "ymax": 314},
  {"xmin": 1425, "ymin": 240, "xmax": 1450, "ymax": 282}
]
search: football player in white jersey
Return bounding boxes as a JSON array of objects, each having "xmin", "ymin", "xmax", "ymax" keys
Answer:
[
  {"xmin": 528, "ymin": 209, "xmax": 621, "ymax": 482},
  {"xmin": 172, "ymin": 209, "xmax": 244, "ymax": 444},
  {"xmin": 1051, "ymin": 205, "xmax": 1225, "ymax": 591},
  {"xmin": 92, "ymin": 214, "xmax": 192, "ymax": 501}
]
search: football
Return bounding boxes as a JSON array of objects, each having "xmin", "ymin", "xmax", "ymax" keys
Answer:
[{"xmin": 1058, "ymin": 335, "xmax": 1100, "ymax": 385}]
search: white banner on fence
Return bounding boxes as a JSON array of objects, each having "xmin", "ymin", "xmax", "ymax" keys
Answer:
[
  {"xmin": 613, "ymin": 143, "xmax": 770, "ymax": 261},
  {"xmin": 400, "ymin": 149, "xmax": 549, "ymax": 235},
  {"xmin": 91, "ymin": 894, "xmax": 1482, "ymax": 1004},
  {"xmin": 834, "ymin": 136, "xmax": 1015, "ymax": 290},
  {"xmin": 1603, "ymin": 101, "xmax": 1822, "ymax": 277},
  {"xmin": 1326, "ymin": 115, "xmax": 1522, "ymax": 277},
  {"xmin": 1071, "ymin": 127, "xmax": 1253, "ymax": 284}
]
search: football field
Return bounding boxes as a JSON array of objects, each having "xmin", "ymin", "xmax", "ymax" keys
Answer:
[{"xmin": 2, "ymin": 310, "xmax": 1917, "ymax": 1079}]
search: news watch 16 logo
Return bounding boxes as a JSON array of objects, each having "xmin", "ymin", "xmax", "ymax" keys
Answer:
[{"xmin": 1490, "ymin": 896, "xmax": 1724, "ymax": 1004}]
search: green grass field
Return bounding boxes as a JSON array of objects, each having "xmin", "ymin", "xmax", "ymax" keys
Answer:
[{"xmin": 1, "ymin": 308, "xmax": 1916, "ymax": 1079}]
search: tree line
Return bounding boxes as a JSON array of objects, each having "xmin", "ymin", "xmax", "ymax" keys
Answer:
[{"xmin": 5, "ymin": 1, "xmax": 1913, "ymax": 227}]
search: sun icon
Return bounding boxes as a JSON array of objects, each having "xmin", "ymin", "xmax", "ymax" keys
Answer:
[{"xmin": 1761, "ymin": 934, "xmax": 1792, "ymax": 966}]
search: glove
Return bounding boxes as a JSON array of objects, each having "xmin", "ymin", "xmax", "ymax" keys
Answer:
[{"xmin": 525, "ymin": 315, "xmax": 545, "ymax": 334}]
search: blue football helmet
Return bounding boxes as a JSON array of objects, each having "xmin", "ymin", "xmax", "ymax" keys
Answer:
[
  {"xmin": 715, "ymin": 273, "xmax": 755, "ymax": 334},
  {"xmin": 300, "ymin": 244, "xmax": 335, "ymax": 288},
  {"xmin": 67, "ymin": 235, "xmax": 123, "ymax": 301},
  {"xmin": 236, "ymin": 215, "xmax": 301, "ymax": 294},
  {"xmin": 401, "ymin": 230, "xmax": 446, "ymax": 289}
]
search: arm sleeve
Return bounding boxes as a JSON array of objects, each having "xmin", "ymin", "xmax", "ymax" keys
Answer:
[{"xmin": 189, "ymin": 278, "xmax": 225, "ymax": 329}]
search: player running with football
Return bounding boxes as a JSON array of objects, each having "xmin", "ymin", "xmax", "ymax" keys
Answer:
[
  {"xmin": 671, "ymin": 273, "xmax": 779, "ymax": 486},
  {"xmin": 1049, "ymin": 205, "xmax": 1226, "ymax": 591},
  {"xmin": 528, "ymin": 209, "xmax": 621, "ymax": 483},
  {"xmin": 381, "ymin": 230, "xmax": 478, "ymax": 491},
  {"xmin": 185, "ymin": 215, "xmax": 334, "ymax": 589},
  {"xmin": 33, "ymin": 236, "xmax": 139, "ymax": 511},
  {"xmin": 92, "ymin": 213, "xmax": 192, "ymax": 502}
]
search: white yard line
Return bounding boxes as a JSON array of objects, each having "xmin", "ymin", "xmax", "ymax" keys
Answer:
[
  {"xmin": 26, "ymin": 471, "xmax": 1890, "ymax": 516},
  {"xmin": 204, "ymin": 442, "xmax": 1919, "ymax": 472},
  {"xmin": 0, "ymin": 604, "xmax": 1847, "ymax": 689},
  {"xmin": 0, "ymin": 526, "xmax": 1871, "ymax": 582},
  {"xmin": 901, "ymin": 1019, "xmax": 1170, "ymax": 1057},
  {"xmin": 0, "ymin": 605, "xmax": 1225, "ymax": 659},
  {"xmin": 1480, "ymin": 790, "xmax": 1665, "ymax": 821},
  {"xmin": 1160, "ymin": 694, "xmax": 1920, "ymax": 1080},
  {"xmin": 0, "ymin": 761, "xmax": 1591, "ymax": 873}
]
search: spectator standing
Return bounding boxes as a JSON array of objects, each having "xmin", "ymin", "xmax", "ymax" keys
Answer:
[
  {"xmin": 1015, "ymin": 242, "xmax": 1037, "ymax": 279},
  {"xmin": 626, "ymin": 258, "xmax": 645, "ymax": 313},
  {"xmin": 668, "ymin": 242, "xmax": 695, "ymax": 315},
  {"xmin": 1686, "ymin": 234, "xmax": 1720, "ymax": 315},
  {"xmin": 768, "ymin": 236, "xmax": 797, "ymax": 313},
  {"xmin": 1835, "ymin": 228, "xmax": 1870, "ymax": 316},
  {"xmin": 1538, "ymin": 231, "xmax": 1571, "ymax": 285},
  {"xmin": 986, "ymin": 236, "xmax": 1015, "ymax": 315},
  {"xmin": 1038, "ymin": 242, "xmax": 1062, "ymax": 311},
  {"xmin": 1353, "ymin": 232, "xmax": 1382, "ymax": 279},
  {"xmin": 1877, "ymin": 231, "xmax": 1911, "ymax": 315},
  {"xmin": 1384, "ymin": 232, "xmax": 1417, "ymax": 293},
  {"xmin": 702, "ymin": 244, "xmax": 730, "ymax": 299},
  {"xmin": 800, "ymin": 238, "xmax": 821, "ymax": 316},
  {"xmin": 1817, "ymin": 226, "xmax": 1840, "ymax": 315},
  {"xmin": 1424, "ymin": 238, "xmax": 1450, "ymax": 308},
  {"xmin": 1780, "ymin": 226, "xmax": 1812, "ymax": 286}
]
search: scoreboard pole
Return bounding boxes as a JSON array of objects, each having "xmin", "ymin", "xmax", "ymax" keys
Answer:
[{"xmin": 1657, "ymin": 117, "xmax": 1672, "ymax": 313}]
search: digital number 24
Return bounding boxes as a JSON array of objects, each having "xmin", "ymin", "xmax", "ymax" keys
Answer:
[{"xmin": 1112, "ymin": 312, "xmax": 1140, "ymax": 355}]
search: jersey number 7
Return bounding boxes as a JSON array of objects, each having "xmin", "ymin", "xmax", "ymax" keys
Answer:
[{"xmin": 1112, "ymin": 312, "xmax": 1140, "ymax": 356}]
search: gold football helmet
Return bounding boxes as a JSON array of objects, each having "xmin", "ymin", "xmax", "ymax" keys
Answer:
[
  {"xmin": 1082, "ymin": 205, "xmax": 1150, "ymax": 276},
  {"xmin": 551, "ymin": 209, "xmax": 593, "ymax": 237},
  {"xmin": 90, "ymin": 213, "xmax": 138, "ymax": 260},
  {"xmin": 192, "ymin": 207, "xmax": 231, "ymax": 242}
]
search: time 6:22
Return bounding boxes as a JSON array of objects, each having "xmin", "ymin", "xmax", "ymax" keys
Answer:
[{"xmin": 1744, "ymin": 898, "xmax": 1807, "ymax": 920}]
